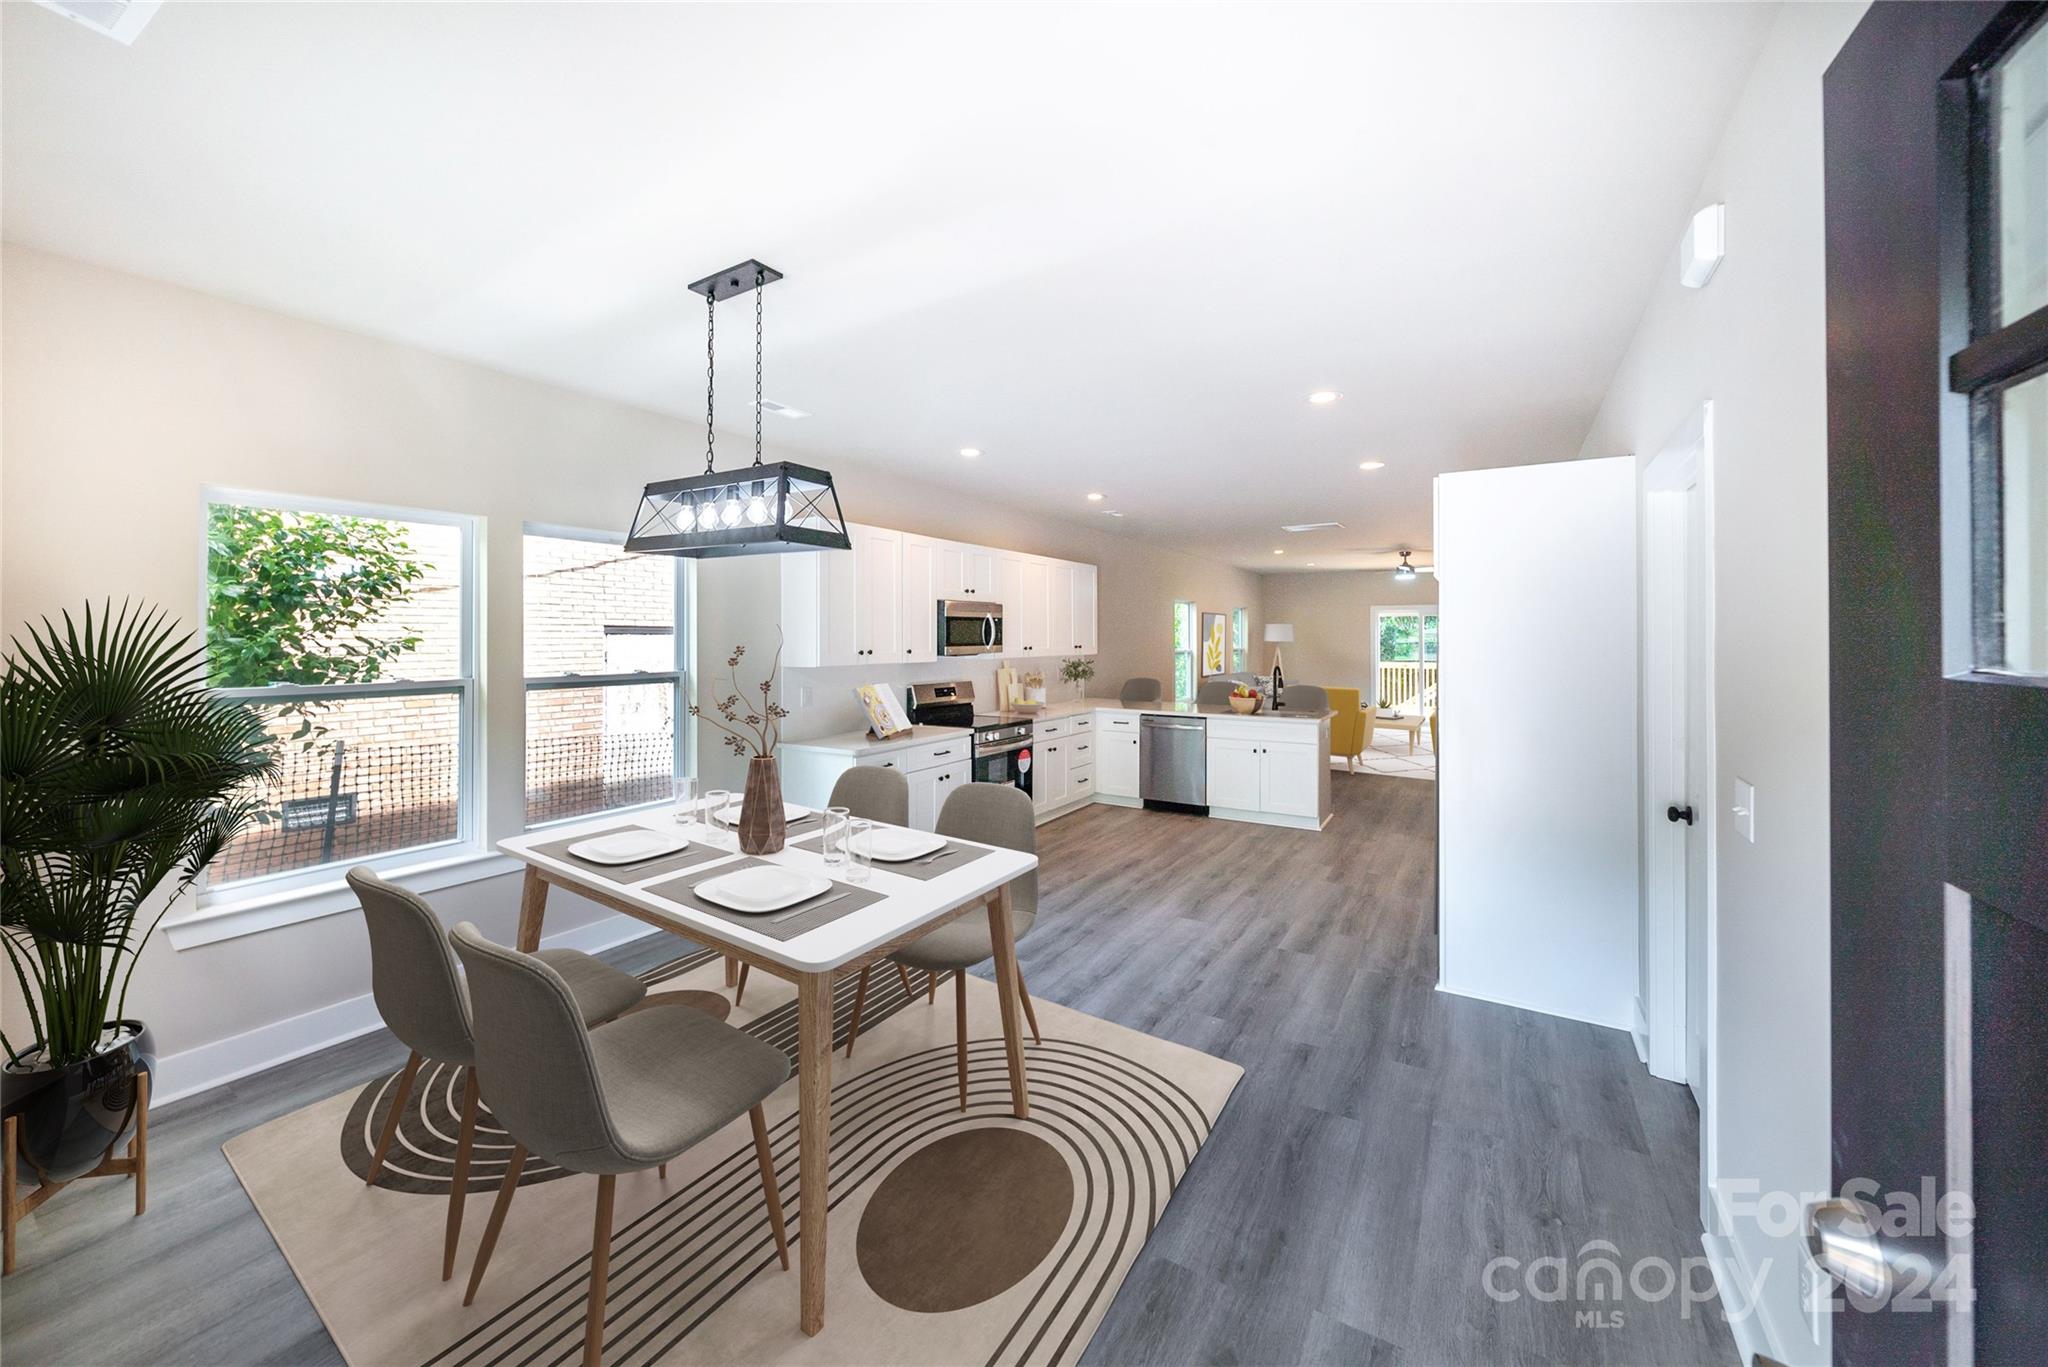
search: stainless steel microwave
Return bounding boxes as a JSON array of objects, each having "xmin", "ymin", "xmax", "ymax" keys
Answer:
[{"xmin": 938, "ymin": 599, "xmax": 1004, "ymax": 656}]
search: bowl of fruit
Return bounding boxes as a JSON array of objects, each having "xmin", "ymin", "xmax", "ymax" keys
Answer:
[{"xmin": 1227, "ymin": 684, "xmax": 1263, "ymax": 714}]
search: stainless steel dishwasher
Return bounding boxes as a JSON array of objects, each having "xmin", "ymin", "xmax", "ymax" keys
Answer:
[{"xmin": 1139, "ymin": 714, "xmax": 1207, "ymax": 812}]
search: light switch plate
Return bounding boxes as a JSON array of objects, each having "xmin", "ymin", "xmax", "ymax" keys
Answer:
[{"xmin": 1733, "ymin": 779, "xmax": 1756, "ymax": 843}]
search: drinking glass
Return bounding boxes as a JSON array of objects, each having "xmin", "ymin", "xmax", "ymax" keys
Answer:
[
  {"xmin": 846, "ymin": 819, "xmax": 873, "ymax": 883},
  {"xmin": 672, "ymin": 776, "xmax": 697, "ymax": 827},
  {"xmin": 703, "ymin": 789, "xmax": 731, "ymax": 837},
  {"xmin": 821, "ymin": 806, "xmax": 852, "ymax": 870}
]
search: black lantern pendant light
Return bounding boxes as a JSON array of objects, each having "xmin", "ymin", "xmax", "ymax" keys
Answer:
[{"xmin": 624, "ymin": 261, "xmax": 850, "ymax": 557}]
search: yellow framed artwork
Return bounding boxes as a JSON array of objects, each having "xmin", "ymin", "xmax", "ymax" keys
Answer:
[{"xmin": 1200, "ymin": 611, "xmax": 1228, "ymax": 677}]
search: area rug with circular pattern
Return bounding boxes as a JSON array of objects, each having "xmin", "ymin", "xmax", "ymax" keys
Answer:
[{"xmin": 222, "ymin": 946, "xmax": 1242, "ymax": 1366}]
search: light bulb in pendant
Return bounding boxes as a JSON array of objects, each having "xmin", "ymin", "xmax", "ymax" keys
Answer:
[
  {"xmin": 745, "ymin": 483, "xmax": 770, "ymax": 525},
  {"xmin": 671, "ymin": 499, "xmax": 695, "ymax": 532},
  {"xmin": 719, "ymin": 490, "xmax": 743, "ymax": 527}
]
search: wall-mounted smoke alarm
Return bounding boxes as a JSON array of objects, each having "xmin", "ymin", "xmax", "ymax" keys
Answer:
[
  {"xmin": 32, "ymin": 0, "xmax": 161, "ymax": 44},
  {"xmin": 1680, "ymin": 203, "xmax": 1726, "ymax": 289}
]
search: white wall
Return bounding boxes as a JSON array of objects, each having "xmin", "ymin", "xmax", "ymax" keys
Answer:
[
  {"xmin": 1573, "ymin": 4, "xmax": 1868, "ymax": 1362},
  {"xmin": 0, "ymin": 245, "xmax": 1261, "ymax": 1086},
  {"xmin": 1436, "ymin": 457, "xmax": 1639, "ymax": 1031}
]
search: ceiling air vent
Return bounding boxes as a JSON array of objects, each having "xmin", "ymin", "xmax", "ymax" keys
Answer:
[
  {"xmin": 32, "ymin": 0, "xmax": 161, "ymax": 44},
  {"xmin": 760, "ymin": 400, "xmax": 810, "ymax": 419},
  {"xmin": 1280, "ymin": 521, "xmax": 1345, "ymax": 533}
]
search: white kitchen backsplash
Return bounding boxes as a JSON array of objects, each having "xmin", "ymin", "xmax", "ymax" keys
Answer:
[{"xmin": 780, "ymin": 655, "xmax": 1047, "ymax": 741}]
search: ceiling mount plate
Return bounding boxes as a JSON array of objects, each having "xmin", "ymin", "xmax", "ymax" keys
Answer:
[{"xmin": 688, "ymin": 260, "xmax": 783, "ymax": 301}]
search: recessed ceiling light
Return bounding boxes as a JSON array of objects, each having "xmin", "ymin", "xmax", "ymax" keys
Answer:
[
  {"xmin": 959, "ymin": 447, "xmax": 982, "ymax": 458},
  {"xmin": 1272, "ymin": 549, "xmax": 1285, "ymax": 556},
  {"xmin": 1306, "ymin": 562, "xmax": 1318, "ymax": 567},
  {"xmin": 1358, "ymin": 460, "xmax": 1385, "ymax": 471},
  {"xmin": 1086, "ymin": 492, "xmax": 1105, "ymax": 502},
  {"xmin": 1308, "ymin": 390, "xmax": 1342, "ymax": 405}
]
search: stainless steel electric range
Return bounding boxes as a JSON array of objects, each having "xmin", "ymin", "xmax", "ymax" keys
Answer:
[{"xmin": 906, "ymin": 681, "xmax": 1034, "ymax": 800}]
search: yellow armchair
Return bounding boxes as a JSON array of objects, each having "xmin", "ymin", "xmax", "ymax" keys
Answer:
[{"xmin": 1327, "ymin": 687, "xmax": 1365, "ymax": 772}]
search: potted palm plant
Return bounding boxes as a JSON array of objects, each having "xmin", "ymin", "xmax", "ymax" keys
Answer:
[{"xmin": 1, "ymin": 602, "xmax": 273, "ymax": 1183}]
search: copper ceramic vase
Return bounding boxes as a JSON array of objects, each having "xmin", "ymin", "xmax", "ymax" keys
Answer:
[{"xmin": 737, "ymin": 755, "xmax": 787, "ymax": 855}]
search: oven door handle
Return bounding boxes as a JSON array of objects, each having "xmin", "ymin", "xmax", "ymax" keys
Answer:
[{"xmin": 977, "ymin": 740, "xmax": 1030, "ymax": 759}]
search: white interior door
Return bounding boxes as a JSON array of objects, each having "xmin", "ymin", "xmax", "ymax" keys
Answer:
[{"xmin": 1682, "ymin": 464, "xmax": 1710, "ymax": 1110}]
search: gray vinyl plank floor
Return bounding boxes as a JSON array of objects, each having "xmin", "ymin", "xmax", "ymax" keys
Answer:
[{"xmin": 0, "ymin": 774, "xmax": 1734, "ymax": 1366}]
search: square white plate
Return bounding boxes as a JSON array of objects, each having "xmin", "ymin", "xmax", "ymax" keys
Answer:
[
  {"xmin": 711, "ymin": 801, "xmax": 809, "ymax": 828},
  {"xmin": 567, "ymin": 828, "xmax": 689, "ymax": 865},
  {"xmin": 853, "ymin": 827, "xmax": 947, "ymax": 862},
  {"xmin": 692, "ymin": 865, "xmax": 833, "ymax": 914}
]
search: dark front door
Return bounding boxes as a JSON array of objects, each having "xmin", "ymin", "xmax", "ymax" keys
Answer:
[{"xmin": 1825, "ymin": 3, "xmax": 2048, "ymax": 1363}]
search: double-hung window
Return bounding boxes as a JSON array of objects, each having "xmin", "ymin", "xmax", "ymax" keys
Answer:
[
  {"xmin": 1231, "ymin": 607, "xmax": 1249, "ymax": 673},
  {"xmin": 523, "ymin": 527, "xmax": 687, "ymax": 825},
  {"xmin": 203, "ymin": 491, "xmax": 478, "ymax": 891},
  {"xmin": 1172, "ymin": 600, "xmax": 1197, "ymax": 700}
]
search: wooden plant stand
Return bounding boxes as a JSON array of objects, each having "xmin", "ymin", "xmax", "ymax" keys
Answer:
[{"xmin": 2, "ymin": 1069, "xmax": 150, "ymax": 1275}]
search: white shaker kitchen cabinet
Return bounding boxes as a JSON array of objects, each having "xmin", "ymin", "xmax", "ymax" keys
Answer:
[
  {"xmin": 1258, "ymin": 740, "xmax": 1322, "ymax": 818},
  {"xmin": 1017, "ymin": 557, "xmax": 1050, "ymax": 657},
  {"xmin": 1071, "ymin": 562, "xmax": 1098, "ymax": 654},
  {"xmin": 906, "ymin": 759, "xmax": 970, "ymax": 831},
  {"xmin": 779, "ymin": 543, "xmax": 859, "ymax": 668},
  {"xmin": 853, "ymin": 525, "xmax": 902, "ymax": 664},
  {"xmin": 900, "ymin": 533, "xmax": 938, "ymax": 664},
  {"xmin": 1047, "ymin": 561, "xmax": 1075, "ymax": 660},
  {"xmin": 1206, "ymin": 736, "xmax": 1264, "ymax": 812},
  {"xmin": 1097, "ymin": 730, "xmax": 1140, "ymax": 798},
  {"xmin": 1032, "ymin": 736, "xmax": 1069, "ymax": 810},
  {"xmin": 936, "ymin": 541, "xmax": 996, "ymax": 601}
]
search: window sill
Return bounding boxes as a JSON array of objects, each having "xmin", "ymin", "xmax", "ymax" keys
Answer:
[{"xmin": 164, "ymin": 847, "xmax": 522, "ymax": 950}]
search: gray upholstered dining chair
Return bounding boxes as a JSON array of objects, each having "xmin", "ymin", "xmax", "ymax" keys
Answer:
[
  {"xmin": 1119, "ymin": 676, "xmax": 1164, "ymax": 703},
  {"xmin": 1279, "ymin": 683, "xmax": 1329, "ymax": 712},
  {"xmin": 347, "ymin": 868, "xmax": 647, "ymax": 1281},
  {"xmin": 733, "ymin": 765, "xmax": 914, "ymax": 1010},
  {"xmin": 450, "ymin": 923, "xmax": 791, "ymax": 1366},
  {"xmin": 1195, "ymin": 678, "xmax": 1236, "ymax": 705},
  {"xmin": 847, "ymin": 783, "xmax": 1041, "ymax": 1106}
]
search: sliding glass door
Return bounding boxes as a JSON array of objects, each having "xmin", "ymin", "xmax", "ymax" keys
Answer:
[{"xmin": 1373, "ymin": 606, "xmax": 1438, "ymax": 712}]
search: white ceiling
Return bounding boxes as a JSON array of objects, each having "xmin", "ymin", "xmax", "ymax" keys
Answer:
[{"xmin": 2, "ymin": 2, "xmax": 1774, "ymax": 572}]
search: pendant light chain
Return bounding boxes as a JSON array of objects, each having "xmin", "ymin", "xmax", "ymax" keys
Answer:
[
  {"xmin": 703, "ymin": 287, "xmax": 717, "ymax": 475},
  {"xmin": 753, "ymin": 266, "xmax": 766, "ymax": 466}
]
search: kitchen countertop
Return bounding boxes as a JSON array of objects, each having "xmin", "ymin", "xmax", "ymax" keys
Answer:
[
  {"xmin": 779, "ymin": 723, "xmax": 972, "ymax": 756},
  {"xmin": 999, "ymin": 697, "xmax": 1335, "ymax": 723}
]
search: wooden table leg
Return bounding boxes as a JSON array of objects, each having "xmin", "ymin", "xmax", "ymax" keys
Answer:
[
  {"xmin": 985, "ymin": 884, "xmax": 1031, "ymax": 1119},
  {"xmin": 795, "ymin": 972, "xmax": 832, "ymax": 1336},
  {"xmin": 516, "ymin": 867, "xmax": 548, "ymax": 952},
  {"xmin": 131, "ymin": 1069, "xmax": 149, "ymax": 1216},
  {"xmin": 3, "ymin": 1116, "xmax": 16, "ymax": 1275}
]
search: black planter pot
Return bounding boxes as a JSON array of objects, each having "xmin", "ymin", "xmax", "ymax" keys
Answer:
[{"xmin": 1, "ymin": 1022, "xmax": 155, "ymax": 1183}]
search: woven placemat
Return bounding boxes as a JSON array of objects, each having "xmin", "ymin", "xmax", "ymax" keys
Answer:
[
  {"xmin": 529, "ymin": 826, "xmax": 734, "ymax": 882},
  {"xmin": 788, "ymin": 832, "xmax": 996, "ymax": 883},
  {"xmin": 644, "ymin": 859, "xmax": 889, "ymax": 941}
]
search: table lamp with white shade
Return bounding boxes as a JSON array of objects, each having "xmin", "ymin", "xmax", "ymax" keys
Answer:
[{"xmin": 1264, "ymin": 623, "xmax": 1294, "ymax": 705}]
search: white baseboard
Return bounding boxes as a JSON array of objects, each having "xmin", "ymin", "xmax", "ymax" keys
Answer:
[
  {"xmin": 1701, "ymin": 1176, "xmax": 1822, "ymax": 1367},
  {"xmin": 1631, "ymin": 995, "xmax": 1651, "ymax": 1064},
  {"xmin": 1433, "ymin": 980, "xmax": 1632, "ymax": 1033},
  {"xmin": 148, "ymin": 914, "xmax": 662, "ymax": 1106}
]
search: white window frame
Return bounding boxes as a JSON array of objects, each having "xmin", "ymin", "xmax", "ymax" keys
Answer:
[
  {"xmin": 1370, "ymin": 602, "xmax": 1440, "ymax": 709},
  {"xmin": 521, "ymin": 523, "xmax": 690, "ymax": 830},
  {"xmin": 1231, "ymin": 607, "xmax": 1249, "ymax": 673},
  {"xmin": 1173, "ymin": 600, "xmax": 1198, "ymax": 700},
  {"xmin": 175, "ymin": 487, "xmax": 484, "ymax": 943}
]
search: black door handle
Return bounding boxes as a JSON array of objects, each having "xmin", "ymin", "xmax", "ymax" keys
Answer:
[{"xmin": 1667, "ymin": 804, "xmax": 1696, "ymax": 826}]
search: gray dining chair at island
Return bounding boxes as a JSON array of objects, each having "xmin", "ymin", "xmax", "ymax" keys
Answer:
[
  {"xmin": 1119, "ymin": 676, "xmax": 1163, "ymax": 703},
  {"xmin": 843, "ymin": 783, "xmax": 1042, "ymax": 1102},
  {"xmin": 450, "ymin": 923, "xmax": 792, "ymax": 1367},
  {"xmin": 346, "ymin": 868, "xmax": 647, "ymax": 1282},
  {"xmin": 1280, "ymin": 683, "xmax": 1329, "ymax": 713},
  {"xmin": 733, "ymin": 765, "xmax": 914, "ymax": 1011}
]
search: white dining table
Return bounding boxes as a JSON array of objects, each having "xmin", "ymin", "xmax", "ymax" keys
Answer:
[{"xmin": 496, "ymin": 805, "xmax": 1038, "ymax": 1337}]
